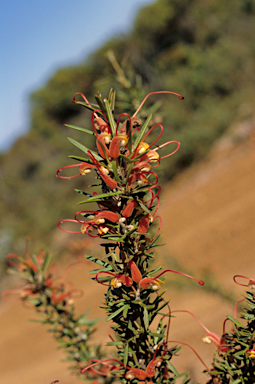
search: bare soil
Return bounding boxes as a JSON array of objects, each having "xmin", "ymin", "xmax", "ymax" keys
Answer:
[{"xmin": 1, "ymin": 126, "xmax": 255, "ymax": 384}]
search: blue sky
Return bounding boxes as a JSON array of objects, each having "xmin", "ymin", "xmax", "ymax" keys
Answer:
[{"xmin": 0, "ymin": 0, "xmax": 153, "ymax": 151}]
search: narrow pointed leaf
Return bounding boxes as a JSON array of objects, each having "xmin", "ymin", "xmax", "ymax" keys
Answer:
[
  {"xmin": 143, "ymin": 308, "xmax": 149, "ymax": 329},
  {"xmin": 65, "ymin": 124, "xmax": 95, "ymax": 135},
  {"xmin": 226, "ymin": 315, "xmax": 245, "ymax": 328},
  {"xmin": 111, "ymin": 160, "xmax": 123, "ymax": 183},
  {"xmin": 104, "ymin": 99, "xmax": 116, "ymax": 132},
  {"xmin": 86, "ymin": 255, "xmax": 110, "ymax": 267},
  {"xmin": 67, "ymin": 137, "xmax": 102, "ymax": 161},
  {"xmin": 124, "ymin": 343, "xmax": 129, "ymax": 367},
  {"xmin": 105, "ymin": 305, "xmax": 127, "ymax": 322},
  {"xmin": 68, "ymin": 155, "xmax": 93, "ymax": 164},
  {"xmin": 95, "ymin": 95, "xmax": 107, "ymax": 115},
  {"xmin": 132, "ymin": 114, "xmax": 152, "ymax": 150},
  {"xmin": 42, "ymin": 253, "xmax": 53, "ymax": 273},
  {"xmin": 78, "ymin": 190, "xmax": 123, "ymax": 204},
  {"xmin": 166, "ymin": 361, "xmax": 179, "ymax": 376}
]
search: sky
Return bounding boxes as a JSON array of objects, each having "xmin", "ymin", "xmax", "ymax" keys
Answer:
[{"xmin": 0, "ymin": 0, "xmax": 153, "ymax": 152}]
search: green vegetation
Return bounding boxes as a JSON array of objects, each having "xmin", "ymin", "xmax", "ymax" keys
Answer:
[{"xmin": 1, "ymin": 0, "xmax": 255, "ymax": 261}]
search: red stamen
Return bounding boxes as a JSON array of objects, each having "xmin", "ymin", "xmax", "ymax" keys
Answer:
[
  {"xmin": 234, "ymin": 298, "xmax": 246, "ymax": 318},
  {"xmin": 155, "ymin": 269, "xmax": 204, "ymax": 286},
  {"xmin": 56, "ymin": 163, "xmax": 83, "ymax": 179},
  {"xmin": 2, "ymin": 288, "xmax": 33, "ymax": 301},
  {"xmin": 157, "ymin": 141, "xmax": 180, "ymax": 159},
  {"xmin": 6, "ymin": 253, "xmax": 22, "ymax": 268},
  {"xmin": 233, "ymin": 275, "xmax": 255, "ymax": 287},
  {"xmin": 133, "ymin": 91, "xmax": 184, "ymax": 118},
  {"xmin": 140, "ymin": 124, "xmax": 164, "ymax": 149},
  {"xmin": 150, "ymin": 216, "xmax": 162, "ymax": 242},
  {"xmin": 58, "ymin": 219, "xmax": 84, "ymax": 233},
  {"xmin": 148, "ymin": 185, "xmax": 161, "ymax": 200},
  {"xmin": 167, "ymin": 341, "xmax": 209, "ymax": 371},
  {"xmin": 116, "ymin": 113, "xmax": 132, "ymax": 135},
  {"xmin": 81, "ymin": 358, "xmax": 125, "ymax": 374},
  {"xmin": 171, "ymin": 310, "xmax": 210, "ymax": 333},
  {"xmin": 72, "ymin": 92, "xmax": 91, "ymax": 105}
]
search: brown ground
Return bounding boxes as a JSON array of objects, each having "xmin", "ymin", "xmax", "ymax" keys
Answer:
[{"xmin": 1, "ymin": 121, "xmax": 255, "ymax": 384}]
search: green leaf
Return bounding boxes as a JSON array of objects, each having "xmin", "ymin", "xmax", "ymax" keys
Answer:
[
  {"xmin": 86, "ymin": 255, "xmax": 110, "ymax": 267},
  {"xmin": 132, "ymin": 114, "xmax": 152, "ymax": 151},
  {"xmin": 111, "ymin": 160, "xmax": 123, "ymax": 183},
  {"xmin": 104, "ymin": 98, "xmax": 116, "ymax": 132},
  {"xmin": 119, "ymin": 153, "xmax": 132, "ymax": 163},
  {"xmin": 42, "ymin": 252, "xmax": 53, "ymax": 273},
  {"xmin": 166, "ymin": 361, "xmax": 179, "ymax": 376},
  {"xmin": 95, "ymin": 94, "xmax": 107, "ymax": 115},
  {"xmin": 137, "ymin": 199, "xmax": 153, "ymax": 215},
  {"xmin": 153, "ymin": 301, "xmax": 169, "ymax": 314},
  {"xmin": 148, "ymin": 332, "xmax": 165, "ymax": 338},
  {"xmin": 147, "ymin": 266, "xmax": 162, "ymax": 276},
  {"xmin": 101, "ymin": 235, "xmax": 124, "ymax": 241},
  {"xmin": 106, "ymin": 341, "xmax": 124, "ymax": 346},
  {"xmin": 68, "ymin": 137, "xmax": 102, "ymax": 161},
  {"xmin": 6, "ymin": 268, "xmax": 28, "ymax": 278},
  {"xmin": 143, "ymin": 308, "xmax": 149, "ymax": 329},
  {"xmin": 75, "ymin": 189, "xmax": 93, "ymax": 197},
  {"xmin": 78, "ymin": 318, "xmax": 101, "ymax": 325},
  {"xmin": 65, "ymin": 124, "xmax": 95, "ymax": 135},
  {"xmin": 68, "ymin": 155, "xmax": 93, "ymax": 163},
  {"xmin": 226, "ymin": 315, "xmax": 245, "ymax": 328},
  {"xmin": 123, "ymin": 304, "xmax": 130, "ymax": 318},
  {"xmin": 124, "ymin": 343, "xmax": 129, "ymax": 367},
  {"xmin": 88, "ymin": 266, "xmax": 113, "ymax": 274},
  {"xmin": 78, "ymin": 190, "xmax": 123, "ymax": 204},
  {"xmin": 105, "ymin": 305, "xmax": 127, "ymax": 322},
  {"xmin": 108, "ymin": 88, "xmax": 116, "ymax": 111},
  {"xmin": 124, "ymin": 163, "xmax": 135, "ymax": 186},
  {"xmin": 73, "ymin": 97, "xmax": 102, "ymax": 112}
]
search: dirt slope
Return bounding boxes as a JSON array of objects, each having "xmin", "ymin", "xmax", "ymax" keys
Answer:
[{"xmin": 0, "ymin": 121, "xmax": 255, "ymax": 384}]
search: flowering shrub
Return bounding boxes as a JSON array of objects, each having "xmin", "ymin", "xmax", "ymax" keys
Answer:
[
  {"xmin": 2, "ymin": 238, "xmax": 103, "ymax": 379},
  {"xmin": 3, "ymin": 90, "xmax": 255, "ymax": 383}
]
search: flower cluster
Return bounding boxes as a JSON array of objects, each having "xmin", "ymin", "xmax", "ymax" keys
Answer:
[
  {"xmin": 3, "ymin": 237, "xmax": 83, "ymax": 307},
  {"xmin": 205, "ymin": 274, "xmax": 255, "ymax": 383},
  {"xmin": 2, "ymin": 238, "xmax": 102, "ymax": 378},
  {"xmin": 55, "ymin": 90, "xmax": 209, "ymax": 383},
  {"xmin": 57, "ymin": 91, "xmax": 181, "ymax": 240}
]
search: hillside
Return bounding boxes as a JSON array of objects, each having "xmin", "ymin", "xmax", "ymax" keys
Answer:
[{"xmin": 1, "ymin": 118, "xmax": 254, "ymax": 383}]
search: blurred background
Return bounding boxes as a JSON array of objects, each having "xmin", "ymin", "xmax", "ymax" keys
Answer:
[{"xmin": 1, "ymin": 0, "xmax": 255, "ymax": 383}]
